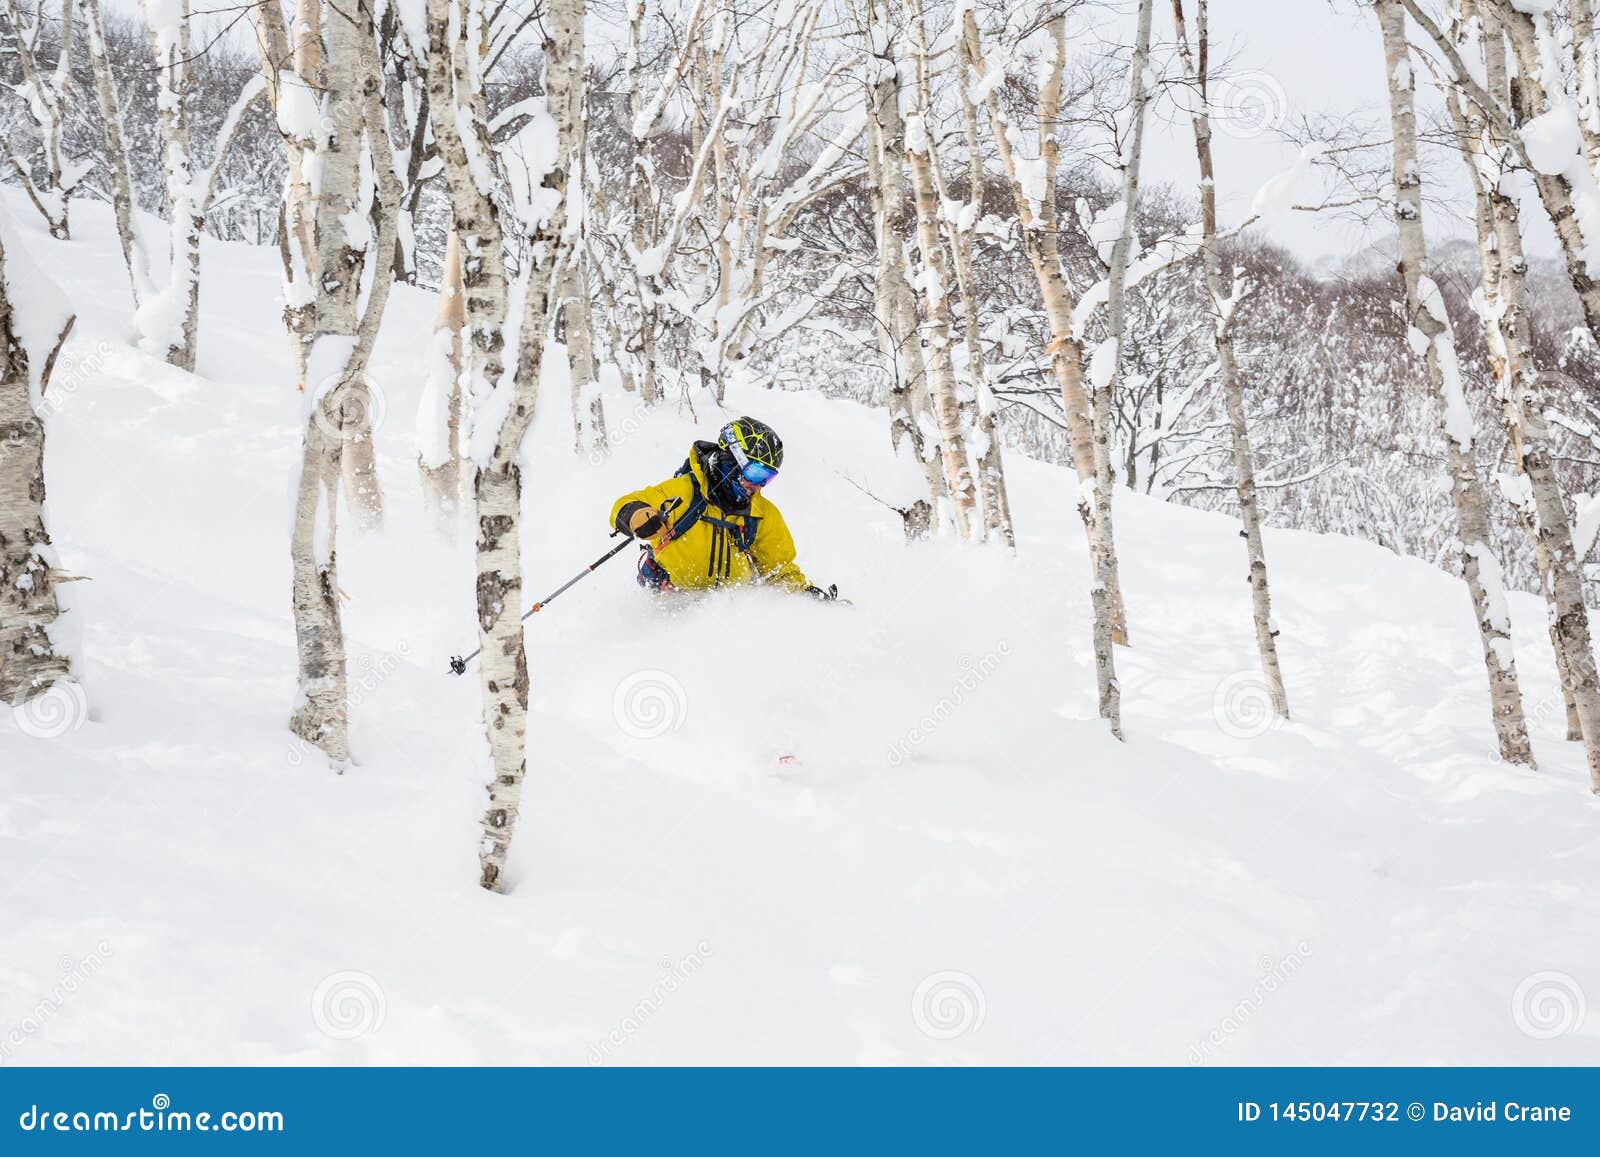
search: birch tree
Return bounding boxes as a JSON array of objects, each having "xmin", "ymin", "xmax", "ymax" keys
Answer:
[
  {"xmin": 901, "ymin": 0, "xmax": 978, "ymax": 539},
  {"xmin": 425, "ymin": 0, "xmax": 508, "ymax": 417},
  {"xmin": 966, "ymin": 5, "xmax": 1123, "ymax": 736},
  {"xmin": 82, "ymin": 0, "xmax": 141, "ymax": 298},
  {"xmin": 1377, "ymin": 0, "xmax": 1532, "ymax": 766},
  {"xmin": 279, "ymin": 0, "xmax": 400, "ymax": 765},
  {"xmin": 550, "ymin": 0, "xmax": 602, "ymax": 455},
  {"xmin": 1400, "ymin": 0, "xmax": 1600, "ymax": 346},
  {"xmin": 866, "ymin": 0, "xmax": 943, "ymax": 537},
  {"xmin": 0, "ymin": 204, "xmax": 75, "ymax": 708},
  {"xmin": 131, "ymin": 0, "xmax": 263, "ymax": 371},
  {"xmin": 418, "ymin": 226, "xmax": 467, "ymax": 520},
  {"xmin": 1172, "ymin": 0, "xmax": 1288, "ymax": 720},
  {"xmin": 1090, "ymin": 0, "xmax": 1154, "ymax": 645},
  {"xmin": 949, "ymin": 7, "xmax": 1013, "ymax": 547},
  {"xmin": 1, "ymin": 0, "xmax": 81, "ymax": 240},
  {"xmin": 622, "ymin": 0, "xmax": 712, "ymax": 407},
  {"xmin": 465, "ymin": 0, "xmax": 581, "ymax": 891},
  {"xmin": 1438, "ymin": 1, "xmax": 1600, "ymax": 788}
]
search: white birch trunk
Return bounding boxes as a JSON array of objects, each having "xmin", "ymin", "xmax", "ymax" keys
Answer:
[
  {"xmin": 0, "ymin": 0, "xmax": 76, "ymax": 240},
  {"xmin": 966, "ymin": 9, "xmax": 1122, "ymax": 736},
  {"xmin": 1447, "ymin": 9, "xmax": 1600, "ymax": 789},
  {"xmin": 84, "ymin": 0, "xmax": 147, "ymax": 307},
  {"xmin": 867, "ymin": 0, "xmax": 943, "ymax": 537},
  {"xmin": 138, "ymin": 0, "xmax": 202, "ymax": 372},
  {"xmin": 550, "ymin": 2, "xmax": 601, "ymax": 454},
  {"xmin": 902, "ymin": 1, "xmax": 977, "ymax": 540},
  {"xmin": 1378, "ymin": 0, "xmax": 1532, "ymax": 767},
  {"xmin": 1093, "ymin": 0, "xmax": 1154, "ymax": 645},
  {"xmin": 0, "ymin": 219, "xmax": 75, "ymax": 706},
  {"xmin": 425, "ymin": 0, "xmax": 516, "ymax": 865},
  {"xmin": 246, "ymin": 0, "xmax": 314, "ymax": 389},
  {"xmin": 287, "ymin": 0, "xmax": 399, "ymax": 766},
  {"xmin": 472, "ymin": 0, "xmax": 582, "ymax": 891},
  {"xmin": 952, "ymin": 19, "xmax": 1013, "ymax": 548},
  {"xmin": 1572, "ymin": 0, "xmax": 1600, "ymax": 177},
  {"xmin": 420, "ymin": 226, "xmax": 467, "ymax": 520},
  {"xmin": 1173, "ymin": 0, "xmax": 1289, "ymax": 720}
]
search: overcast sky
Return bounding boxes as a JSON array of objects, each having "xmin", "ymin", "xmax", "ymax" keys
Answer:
[
  {"xmin": 1139, "ymin": 0, "xmax": 1396, "ymax": 263},
  {"xmin": 172, "ymin": 0, "xmax": 1508, "ymax": 266}
]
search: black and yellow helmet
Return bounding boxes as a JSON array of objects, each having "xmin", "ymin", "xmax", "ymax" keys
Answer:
[{"xmin": 718, "ymin": 416, "xmax": 783, "ymax": 485}]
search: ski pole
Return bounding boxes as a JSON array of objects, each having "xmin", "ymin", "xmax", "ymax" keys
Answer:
[{"xmin": 448, "ymin": 498, "xmax": 679, "ymax": 675}]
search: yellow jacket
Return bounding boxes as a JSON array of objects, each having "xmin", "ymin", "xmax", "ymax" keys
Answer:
[{"xmin": 610, "ymin": 444, "xmax": 809, "ymax": 591}]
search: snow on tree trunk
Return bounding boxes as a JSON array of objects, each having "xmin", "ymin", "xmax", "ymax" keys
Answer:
[
  {"xmin": 1093, "ymin": 0, "xmax": 1155, "ymax": 646},
  {"xmin": 425, "ymin": 0, "xmax": 509, "ymax": 408},
  {"xmin": 84, "ymin": 0, "xmax": 147, "ymax": 308},
  {"xmin": 967, "ymin": 9, "xmax": 1122, "ymax": 737},
  {"xmin": 1445, "ymin": 18, "xmax": 1600, "ymax": 790},
  {"xmin": 901, "ymin": 1, "xmax": 978, "ymax": 541},
  {"xmin": 952, "ymin": 18, "xmax": 1014, "ymax": 549},
  {"xmin": 866, "ymin": 0, "xmax": 944, "ymax": 538},
  {"xmin": 1431, "ymin": 0, "xmax": 1600, "ymax": 348},
  {"xmin": 287, "ymin": 0, "xmax": 399, "ymax": 766},
  {"xmin": 424, "ymin": 0, "xmax": 519, "ymax": 882},
  {"xmin": 1378, "ymin": 0, "xmax": 1532, "ymax": 768},
  {"xmin": 1173, "ymin": 0, "xmax": 1289, "ymax": 721},
  {"xmin": 0, "ymin": 0, "xmax": 78, "ymax": 241},
  {"xmin": 1572, "ymin": 0, "xmax": 1600, "ymax": 177},
  {"xmin": 246, "ymin": 0, "xmax": 314, "ymax": 387},
  {"xmin": 419, "ymin": 226, "xmax": 467, "ymax": 522},
  {"xmin": 0, "ymin": 208, "xmax": 76, "ymax": 709},
  {"xmin": 548, "ymin": 1, "xmax": 601, "ymax": 455},
  {"xmin": 624, "ymin": 0, "xmax": 695, "ymax": 409},
  {"xmin": 471, "ymin": 0, "xmax": 580, "ymax": 892},
  {"xmin": 138, "ymin": 0, "xmax": 203, "ymax": 372}
]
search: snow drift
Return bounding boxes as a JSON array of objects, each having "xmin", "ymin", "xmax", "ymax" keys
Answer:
[{"xmin": 1, "ymin": 196, "xmax": 1597, "ymax": 1065}]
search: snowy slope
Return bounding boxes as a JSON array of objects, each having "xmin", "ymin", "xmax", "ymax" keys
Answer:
[{"xmin": 2, "ymin": 196, "xmax": 1598, "ymax": 1066}]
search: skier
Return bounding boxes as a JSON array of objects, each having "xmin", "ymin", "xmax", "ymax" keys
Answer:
[{"xmin": 610, "ymin": 416, "xmax": 841, "ymax": 600}]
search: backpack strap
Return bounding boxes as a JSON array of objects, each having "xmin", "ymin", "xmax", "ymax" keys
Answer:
[
  {"xmin": 665, "ymin": 462, "xmax": 758, "ymax": 555},
  {"xmin": 663, "ymin": 468, "xmax": 708, "ymax": 542}
]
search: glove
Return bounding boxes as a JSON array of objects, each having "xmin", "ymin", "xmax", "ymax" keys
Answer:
[
  {"xmin": 805, "ymin": 583, "xmax": 839, "ymax": 601},
  {"xmin": 626, "ymin": 505, "xmax": 665, "ymax": 540}
]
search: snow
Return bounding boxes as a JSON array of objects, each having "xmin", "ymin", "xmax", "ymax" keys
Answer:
[
  {"xmin": 5, "ymin": 196, "xmax": 1600, "ymax": 1065},
  {"xmin": 1246, "ymin": 145, "xmax": 1318, "ymax": 222},
  {"xmin": 1088, "ymin": 337, "xmax": 1119, "ymax": 392},
  {"xmin": 1574, "ymin": 492, "xmax": 1600, "ymax": 562},
  {"xmin": 0, "ymin": 201, "xmax": 73, "ymax": 406},
  {"xmin": 274, "ymin": 71, "xmax": 321, "ymax": 143},
  {"xmin": 1521, "ymin": 107, "xmax": 1583, "ymax": 176},
  {"xmin": 416, "ymin": 328, "xmax": 459, "ymax": 470}
]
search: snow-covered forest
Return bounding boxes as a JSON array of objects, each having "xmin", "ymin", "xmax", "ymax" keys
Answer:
[{"xmin": 2, "ymin": 0, "xmax": 1599, "ymax": 1064}]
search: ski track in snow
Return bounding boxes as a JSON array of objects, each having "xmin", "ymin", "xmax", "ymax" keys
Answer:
[{"xmin": 2, "ymin": 196, "xmax": 1599, "ymax": 1065}]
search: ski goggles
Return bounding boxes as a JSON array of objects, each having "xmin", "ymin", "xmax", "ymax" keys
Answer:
[{"xmin": 727, "ymin": 442, "xmax": 779, "ymax": 487}]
